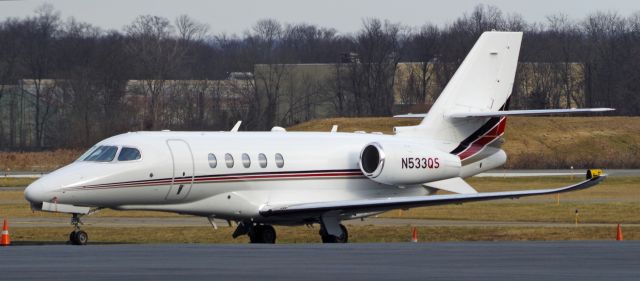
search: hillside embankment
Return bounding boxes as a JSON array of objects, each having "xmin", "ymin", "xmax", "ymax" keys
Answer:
[
  {"xmin": 289, "ymin": 116, "xmax": 640, "ymax": 169},
  {"xmin": 1, "ymin": 117, "xmax": 639, "ymax": 171}
]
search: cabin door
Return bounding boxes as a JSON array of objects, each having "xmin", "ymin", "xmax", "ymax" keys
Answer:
[{"xmin": 166, "ymin": 139, "xmax": 194, "ymax": 200}]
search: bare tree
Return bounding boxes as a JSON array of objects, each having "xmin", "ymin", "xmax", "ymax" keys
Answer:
[
  {"xmin": 249, "ymin": 19, "xmax": 287, "ymax": 129},
  {"xmin": 348, "ymin": 18, "xmax": 403, "ymax": 116},
  {"xmin": 125, "ymin": 15, "xmax": 179, "ymax": 130},
  {"xmin": 20, "ymin": 4, "xmax": 61, "ymax": 148}
]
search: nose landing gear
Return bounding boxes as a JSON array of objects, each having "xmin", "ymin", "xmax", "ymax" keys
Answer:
[{"xmin": 69, "ymin": 213, "xmax": 88, "ymax": 245}]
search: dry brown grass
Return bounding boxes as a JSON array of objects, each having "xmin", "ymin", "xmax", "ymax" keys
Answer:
[
  {"xmin": 289, "ymin": 116, "xmax": 640, "ymax": 168},
  {"xmin": 0, "ymin": 178, "xmax": 37, "ymax": 187},
  {"xmin": 468, "ymin": 176, "xmax": 639, "ymax": 200},
  {"xmin": 8, "ymin": 225, "xmax": 639, "ymax": 244},
  {"xmin": 504, "ymin": 117, "xmax": 640, "ymax": 168},
  {"xmin": 381, "ymin": 176, "xmax": 640, "ymax": 223},
  {"xmin": 1, "ymin": 177, "xmax": 637, "ymax": 223},
  {"xmin": 0, "ymin": 149, "xmax": 83, "ymax": 172},
  {"xmin": 382, "ymin": 202, "xmax": 640, "ymax": 223}
]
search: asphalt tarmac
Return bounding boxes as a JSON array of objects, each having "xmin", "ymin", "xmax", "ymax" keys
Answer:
[{"xmin": 1, "ymin": 241, "xmax": 638, "ymax": 280}]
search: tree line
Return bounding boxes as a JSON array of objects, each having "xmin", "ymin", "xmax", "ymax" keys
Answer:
[{"xmin": 0, "ymin": 4, "xmax": 639, "ymax": 150}]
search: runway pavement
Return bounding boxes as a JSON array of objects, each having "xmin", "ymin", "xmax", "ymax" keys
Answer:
[{"xmin": 0, "ymin": 241, "xmax": 637, "ymax": 280}]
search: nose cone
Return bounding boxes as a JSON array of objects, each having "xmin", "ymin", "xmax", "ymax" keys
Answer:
[{"xmin": 24, "ymin": 179, "xmax": 50, "ymax": 204}]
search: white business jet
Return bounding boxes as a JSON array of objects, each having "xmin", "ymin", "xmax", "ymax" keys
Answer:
[{"xmin": 24, "ymin": 32, "xmax": 611, "ymax": 245}]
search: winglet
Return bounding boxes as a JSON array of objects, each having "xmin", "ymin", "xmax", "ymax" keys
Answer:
[{"xmin": 587, "ymin": 169, "xmax": 603, "ymax": 180}]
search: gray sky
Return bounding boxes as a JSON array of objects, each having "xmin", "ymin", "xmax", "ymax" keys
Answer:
[{"xmin": 1, "ymin": 0, "xmax": 638, "ymax": 34}]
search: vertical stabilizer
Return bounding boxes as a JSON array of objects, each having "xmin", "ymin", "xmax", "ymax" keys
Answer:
[{"xmin": 396, "ymin": 31, "xmax": 522, "ymax": 154}]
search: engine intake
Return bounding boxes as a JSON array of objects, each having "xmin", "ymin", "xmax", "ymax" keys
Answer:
[
  {"xmin": 360, "ymin": 143, "xmax": 384, "ymax": 177},
  {"xmin": 358, "ymin": 141, "xmax": 461, "ymax": 186}
]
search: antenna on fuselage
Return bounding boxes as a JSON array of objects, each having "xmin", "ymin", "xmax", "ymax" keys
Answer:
[{"xmin": 230, "ymin": 121, "xmax": 242, "ymax": 132}]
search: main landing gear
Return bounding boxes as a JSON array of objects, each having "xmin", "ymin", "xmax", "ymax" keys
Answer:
[
  {"xmin": 320, "ymin": 224, "xmax": 348, "ymax": 243},
  {"xmin": 231, "ymin": 218, "xmax": 349, "ymax": 244},
  {"xmin": 232, "ymin": 221, "xmax": 277, "ymax": 244},
  {"xmin": 248, "ymin": 224, "xmax": 277, "ymax": 244},
  {"xmin": 69, "ymin": 213, "xmax": 88, "ymax": 245}
]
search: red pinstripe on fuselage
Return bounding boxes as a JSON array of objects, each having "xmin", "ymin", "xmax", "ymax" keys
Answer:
[{"xmin": 65, "ymin": 169, "xmax": 366, "ymax": 190}]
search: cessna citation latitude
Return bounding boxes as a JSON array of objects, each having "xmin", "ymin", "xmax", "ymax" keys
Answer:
[{"xmin": 24, "ymin": 31, "xmax": 612, "ymax": 245}]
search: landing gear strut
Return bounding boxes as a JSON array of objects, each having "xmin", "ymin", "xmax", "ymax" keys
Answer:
[
  {"xmin": 320, "ymin": 224, "xmax": 348, "ymax": 243},
  {"xmin": 69, "ymin": 213, "xmax": 88, "ymax": 245}
]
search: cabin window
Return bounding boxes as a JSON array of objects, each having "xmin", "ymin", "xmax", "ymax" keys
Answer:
[
  {"xmin": 118, "ymin": 147, "xmax": 141, "ymax": 161},
  {"xmin": 242, "ymin": 153, "xmax": 251, "ymax": 168},
  {"xmin": 208, "ymin": 153, "xmax": 217, "ymax": 168},
  {"xmin": 225, "ymin": 153, "xmax": 234, "ymax": 168},
  {"xmin": 83, "ymin": 146, "xmax": 118, "ymax": 162},
  {"xmin": 258, "ymin": 153, "xmax": 267, "ymax": 168},
  {"xmin": 275, "ymin": 153, "xmax": 284, "ymax": 168}
]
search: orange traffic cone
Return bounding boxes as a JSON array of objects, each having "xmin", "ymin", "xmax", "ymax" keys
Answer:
[
  {"xmin": 1, "ymin": 219, "xmax": 10, "ymax": 246},
  {"xmin": 411, "ymin": 227, "xmax": 418, "ymax": 243},
  {"xmin": 616, "ymin": 224, "xmax": 624, "ymax": 241}
]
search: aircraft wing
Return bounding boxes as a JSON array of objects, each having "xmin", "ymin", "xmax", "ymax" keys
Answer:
[{"xmin": 260, "ymin": 172, "xmax": 606, "ymax": 218}]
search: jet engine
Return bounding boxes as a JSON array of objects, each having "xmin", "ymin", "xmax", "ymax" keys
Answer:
[{"xmin": 359, "ymin": 142, "xmax": 461, "ymax": 186}]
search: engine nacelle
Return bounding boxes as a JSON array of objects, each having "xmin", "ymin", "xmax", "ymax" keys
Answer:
[{"xmin": 359, "ymin": 142, "xmax": 461, "ymax": 186}]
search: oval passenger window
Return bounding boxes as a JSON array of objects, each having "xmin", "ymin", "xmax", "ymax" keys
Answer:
[
  {"xmin": 275, "ymin": 153, "xmax": 284, "ymax": 168},
  {"xmin": 242, "ymin": 153, "xmax": 251, "ymax": 168},
  {"xmin": 208, "ymin": 153, "xmax": 217, "ymax": 168},
  {"xmin": 258, "ymin": 153, "xmax": 267, "ymax": 168},
  {"xmin": 225, "ymin": 153, "xmax": 234, "ymax": 168}
]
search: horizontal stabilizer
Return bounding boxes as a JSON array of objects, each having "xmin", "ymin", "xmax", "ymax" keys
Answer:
[
  {"xmin": 423, "ymin": 177, "xmax": 477, "ymax": 194},
  {"xmin": 447, "ymin": 108, "xmax": 614, "ymax": 118}
]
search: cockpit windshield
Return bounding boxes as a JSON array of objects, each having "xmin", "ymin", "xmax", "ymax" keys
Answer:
[
  {"xmin": 76, "ymin": 146, "xmax": 97, "ymax": 162},
  {"xmin": 82, "ymin": 146, "xmax": 118, "ymax": 162},
  {"xmin": 118, "ymin": 147, "xmax": 141, "ymax": 161}
]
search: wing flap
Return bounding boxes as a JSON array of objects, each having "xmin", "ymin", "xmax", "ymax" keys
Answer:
[{"xmin": 260, "ymin": 173, "xmax": 605, "ymax": 217}]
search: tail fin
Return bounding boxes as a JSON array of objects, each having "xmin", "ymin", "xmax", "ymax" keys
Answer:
[{"xmin": 396, "ymin": 31, "xmax": 522, "ymax": 156}]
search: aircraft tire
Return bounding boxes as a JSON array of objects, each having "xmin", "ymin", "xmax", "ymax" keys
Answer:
[
  {"xmin": 320, "ymin": 224, "xmax": 348, "ymax": 243},
  {"xmin": 260, "ymin": 225, "xmax": 276, "ymax": 244},
  {"xmin": 69, "ymin": 231, "xmax": 76, "ymax": 244},
  {"xmin": 70, "ymin": 230, "xmax": 88, "ymax": 245},
  {"xmin": 249, "ymin": 225, "xmax": 276, "ymax": 244}
]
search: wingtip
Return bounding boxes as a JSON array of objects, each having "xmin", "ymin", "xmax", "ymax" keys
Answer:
[{"xmin": 586, "ymin": 169, "xmax": 606, "ymax": 180}]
